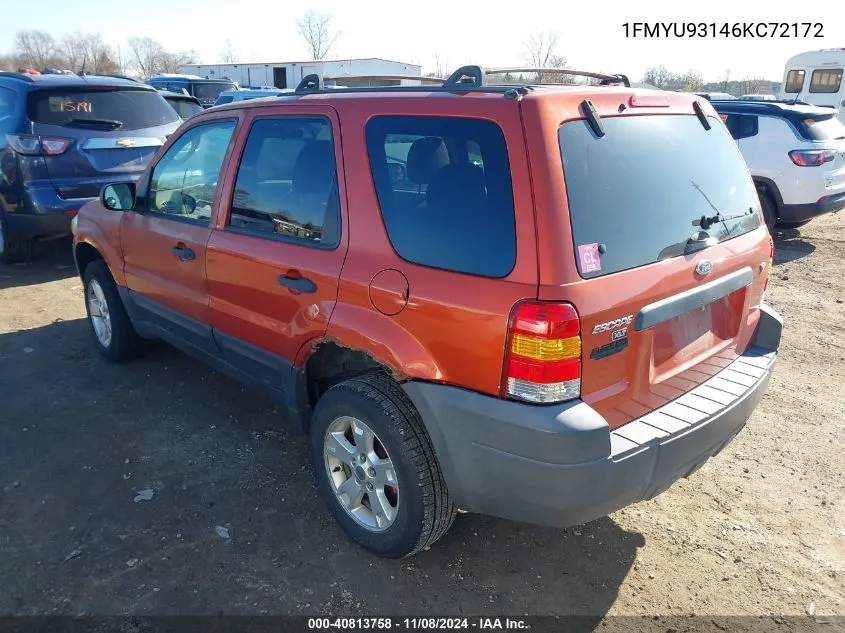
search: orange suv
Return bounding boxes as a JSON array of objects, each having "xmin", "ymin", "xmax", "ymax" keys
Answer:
[{"xmin": 72, "ymin": 67, "xmax": 782, "ymax": 558}]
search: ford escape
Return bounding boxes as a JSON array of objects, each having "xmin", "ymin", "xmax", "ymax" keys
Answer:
[{"xmin": 72, "ymin": 67, "xmax": 782, "ymax": 558}]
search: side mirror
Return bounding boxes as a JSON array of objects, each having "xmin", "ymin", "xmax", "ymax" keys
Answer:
[
  {"xmin": 101, "ymin": 182, "xmax": 136, "ymax": 211},
  {"xmin": 181, "ymin": 193, "xmax": 197, "ymax": 214},
  {"xmin": 388, "ymin": 162, "xmax": 406, "ymax": 186}
]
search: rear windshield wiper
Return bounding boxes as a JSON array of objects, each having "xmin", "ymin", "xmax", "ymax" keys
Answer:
[
  {"xmin": 694, "ymin": 210, "xmax": 750, "ymax": 231},
  {"xmin": 65, "ymin": 118, "xmax": 123, "ymax": 130}
]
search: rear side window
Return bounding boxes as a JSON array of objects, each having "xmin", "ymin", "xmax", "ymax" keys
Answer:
[
  {"xmin": 0, "ymin": 86, "xmax": 16, "ymax": 122},
  {"xmin": 228, "ymin": 117, "xmax": 340, "ymax": 247},
  {"xmin": 785, "ymin": 70, "xmax": 805, "ymax": 93},
  {"xmin": 27, "ymin": 88, "xmax": 179, "ymax": 130},
  {"xmin": 801, "ymin": 114, "xmax": 845, "ymax": 141},
  {"xmin": 215, "ymin": 95, "xmax": 235, "ymax": 105},
  {"xmin": 722, "ymin": 114, "xmax": 758, "ymax": 140},
  {"xmin": 366, "ymin": 116, "xmax": 516, "ymax": 278},
  {"xmin": 809, "ymin": 69, "xmax": 843, "ymax": 93},
  {"xmin": 560, "ymin": 114, "xmax": 761, "ymax": 279}
]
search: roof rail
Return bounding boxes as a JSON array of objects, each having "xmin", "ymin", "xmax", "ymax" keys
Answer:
[
  {"xmin": 444, "ymin": 65, "xmax": 630, "ymax": 88},
  {"xmin": 324, "ymin": 74, "xmax": 445, "ymax": 85}
]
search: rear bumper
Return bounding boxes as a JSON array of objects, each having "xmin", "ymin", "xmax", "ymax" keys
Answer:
[
  {"xmin": 779, "ymin": 191, "xmax": 845, "ymax": 225},
  {"xmin": 404, "ymin": 304, "xmax": 782, "ymax": 528},
  {"xmin": 4, "ymin": 184, "xmax": 89, "ymax": 240}
]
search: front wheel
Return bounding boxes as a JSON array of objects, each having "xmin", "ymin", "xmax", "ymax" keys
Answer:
[{"xmin": 309, "ymin": 373, "xmax": 456, "ymax": 557}]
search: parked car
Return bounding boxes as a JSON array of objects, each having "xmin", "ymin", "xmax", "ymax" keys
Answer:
[
  {"xmin": 738, "ymin": 94, "xmax": 777, "ymax": 101},
  {"xmin": 696, "ymin": 91, "xmax": 737, "ymax": 101},
  {"xmin": 72, "ymin": 67, "xmax": 781, "ymax": 558},
  {"xmin": 712, "ymin": 100, "xmax": 845, "ymax": 230},
  {"xmin": 0, "ymin": 71, "xmax": 181, "ymax": 262},
  {"xmin": 213, "ymin": 88, "xmax": 293, "ymax": 106},
  {"xmin": 160, "ymin": 90, "xmax": 203, "ymax": 120},
  {"xmin": 146, "ymin": 74, "xmax": 237, "ymax": 108}
]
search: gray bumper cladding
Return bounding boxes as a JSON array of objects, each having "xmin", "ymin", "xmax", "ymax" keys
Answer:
[{"xmin": 403, "ymin": 304, "xmax": 781, "ymax": 529}]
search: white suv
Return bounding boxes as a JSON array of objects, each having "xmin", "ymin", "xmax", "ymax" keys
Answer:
[{"xmin": 712, "ymin": 100, "xmax": 845, "ymax": 230}]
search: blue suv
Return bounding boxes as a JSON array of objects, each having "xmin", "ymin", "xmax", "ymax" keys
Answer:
[
  {"xmin": 0, "ymin": 72, "xmax": 181, "ymax": 262},
  {"xmin": 146, "ymin": 75, "xmax": 237, "ymax": 108}
]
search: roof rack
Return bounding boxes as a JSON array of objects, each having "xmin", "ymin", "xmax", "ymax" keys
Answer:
[
  {"xmin": 444, "ymin": 65, "xmax": 631, "ymax": 88},
  {"xmin": 289, "ymin": 64, "xmax": 631, "ymax": 96}
]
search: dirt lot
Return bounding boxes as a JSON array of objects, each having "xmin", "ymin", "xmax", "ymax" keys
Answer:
[{"xmin": 0, "ymin": 214, "xmax": 843, "ymax": 624}]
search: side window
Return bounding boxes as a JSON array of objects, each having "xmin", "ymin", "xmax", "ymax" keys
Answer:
[
  {"xmin": 148, "ymin": 120, "xmax": 236, "ymax": 224},
  {"xmin": 809, "ymin": 69, "xmax": 843, "ymax": 94},
  {"xmin": 723, "ymin": 114, "xmax": 758, "ymax": 140},
  {"xmin": 366, "ymin": 116, "xmax": 517, "ymax": 278},
  {"xmin": 785, "ymin": 70, "xmax": 805, "ymax": 93},
  {"xmin": 228, "ymin": 117, "xmax": 340, "ymax": 246},
  {"xmin": 0, "ymin": 86, "xmax": 16, "ymax": 122}
]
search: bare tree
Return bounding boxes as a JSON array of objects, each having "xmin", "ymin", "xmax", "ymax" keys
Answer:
[
  {"xmin": 433, "ymin": 52, "xmax": 449, "ymax": 78},
  {"xmin": 61, "ymin": 31, "xmax": 88, "ymax": 72},
  {"xmin": 220, "ymin": 39, "xmax": 237, "ymax": 63},
  {"xmin": 523, "ymin": 31, "xmax": 568, "ymax": 83},
  {"xmin": 642, "ymin": 65, "xmax": 675, "ymax": 89},
  {"xmin": 14, "ymin": 30, "xmax": 58, "ymax": 70},
  {"xmin": 721, "ymin": 68, "xmax": 731, "ymax": 92},
  {"xmin": 159, "ymin": 49, "xmax": 198, "ymax": 74},
  {"xmin": 296, "ymin": 10, "xmax": 340, "ymax": 60},
  {"xmin": 87, "ymin": 36, "xmax": 119, "ymax": 75},
  {"xmin": 129, "ymin": 36, "xmax": 164, "ymax": 78}
]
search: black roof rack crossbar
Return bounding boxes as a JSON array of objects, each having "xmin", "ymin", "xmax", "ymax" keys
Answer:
[
  {"xmin": 443, "ymin": 66, "xmax": 631, "ymax": 88},
  {"xmin": 295, "ymin": 73, "xmax": 324, "ymax": 93}
]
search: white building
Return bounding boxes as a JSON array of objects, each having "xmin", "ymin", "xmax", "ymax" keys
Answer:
[{"xmin": 178, "ymin": 57, "xmax": 423, "ymax": 89}]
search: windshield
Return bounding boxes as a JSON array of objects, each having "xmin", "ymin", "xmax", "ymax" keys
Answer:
[
  {"xmin": 560, "ymin": 114, "xmax": 761, "ymax": 278},
  {"xmin": 193, "ymin": 82, "xmax": 236, "ymax": 101},
  {"xmin": 802, "ymin": 114, "xmax": 845, "ymax": 141},
  {"xmin": 165, "ymin": 97, "xmax": 203, "ymax": 119},
  {"xmin": 27, "ymin": 88, "xmax": 178, "ymax": 130}
]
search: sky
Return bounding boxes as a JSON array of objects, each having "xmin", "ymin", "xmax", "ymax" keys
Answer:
[{"xmin": 1, "ymin": 0, "xmax": 843, "ymax": 82}]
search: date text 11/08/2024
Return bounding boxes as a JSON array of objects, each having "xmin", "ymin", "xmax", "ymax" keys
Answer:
[
  {"xmin": 622, "ymin": 22, "xmax": 824, "ymax": 38},
  {"xmin": 308, "ymin": 618, "xmax": 529, "ymax": 630}
]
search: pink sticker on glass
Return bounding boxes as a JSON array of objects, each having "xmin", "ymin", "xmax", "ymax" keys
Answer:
[{"xmin": 578, "ymin": 243, "xmax": 601, "ymax": 273}]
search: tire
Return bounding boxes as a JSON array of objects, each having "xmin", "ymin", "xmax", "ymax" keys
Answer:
[
  {"xmin": 759, "ymin": 192, "xmax": 777, "ymax": 234},
  {"xmin": 309, "ymin": 372, "xmax": 456, "ymax": 558},
  {"xmin": 82, "ymin": 260, "xmax": 140, "ymax": 362},
  {"xmin": 0, "ymin": 213, "xmax": 33, "ymax": 264}
]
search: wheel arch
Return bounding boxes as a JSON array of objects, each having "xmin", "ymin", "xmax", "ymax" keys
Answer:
[{"xmin": 753, "ymin": 176, "xmax": 783, "ymax": 215}]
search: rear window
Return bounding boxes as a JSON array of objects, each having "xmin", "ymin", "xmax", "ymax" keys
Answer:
[
  {"xmin": 165, "ymin": 97, "xmax": 203, "ymax": 119},
  {"xmin": 809, "ymin": 69, "xmax": 843, "ymax": 94},
  {"xmin": 366, "ymin": 115, "xmax": 516, "ymax": 278},
  {"xmin": 801, "ymin": 113, "xmax": 845, "ymax": 141},
  {"xmin": 193, "ymin": 82, "xmax": 237, "ymax": 101},
  {"xmin": 785, "ymin": 70, "xmax": 806, "ymax": 93},
  {"xmin": 560, "ymin": 114, "xmax": 761, "ymax": 279},
  {"xmin": 27, "ymin": 88, "xmax": 178, "ymax": 130}
]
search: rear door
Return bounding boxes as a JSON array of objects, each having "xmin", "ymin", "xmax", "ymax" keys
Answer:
[
  {"xmin": 542, "ymin": 110, "xmax": 770, "ymax": 429},
  {"xmin": 205, "ymin": 106, "xmax": 347, "ymax": 396},
  {"xmin": 120, "ymin": 116, "xmax": 238, "ymax": 354},
  {"xmin": 26, "ymin": 87, "xmax": 181, "ymax": 199}
]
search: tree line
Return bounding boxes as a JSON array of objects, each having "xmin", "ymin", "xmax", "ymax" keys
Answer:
[
  {"xmin": 0, "ymin": 29, "xmax": 197, "ymax": 78},
  {"xmin": 641, "ymin": 65, "xmax": 776, "ymax": 95}
]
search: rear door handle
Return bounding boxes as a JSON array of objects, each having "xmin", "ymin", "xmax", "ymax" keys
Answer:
[
  {"xmin": 277, "ymin": 271, "xmax": 317, "ymax": 293},
  {"xmin": 171, "ymin": 245, "xmax": 196, "ymax": 261}
]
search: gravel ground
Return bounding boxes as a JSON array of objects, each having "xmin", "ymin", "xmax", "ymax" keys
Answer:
[{"xmin": 0, "ymin": 213, "xmax": 843, "ymax": 624}]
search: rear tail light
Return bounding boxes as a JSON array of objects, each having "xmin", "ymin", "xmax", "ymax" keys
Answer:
[
  {"xmin": 6, "ymin": 134, "xmax": 71, "ymax": 156},
  {"xmin": 503, "ymin": 301, "xmax": 581, "ymax": 404},
  {"xmin": 788, "ymin": 149, "xmax": 836, "ymax": 166}
]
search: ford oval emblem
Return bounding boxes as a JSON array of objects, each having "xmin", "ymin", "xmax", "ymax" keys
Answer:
[{"xmin": 695, "ymin": 260, "xmax": 713, "ymax": 276}]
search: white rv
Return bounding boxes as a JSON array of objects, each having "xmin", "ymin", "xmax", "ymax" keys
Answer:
[{"xmin": 780, "ymin": 48, "xmax": 845, "ymax": 122}]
